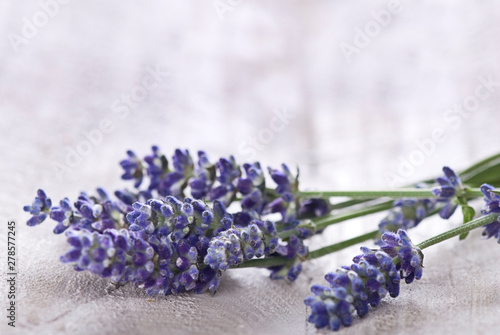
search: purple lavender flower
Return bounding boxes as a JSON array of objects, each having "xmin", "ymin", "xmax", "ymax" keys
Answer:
[
  {"xmin": 305, "ymin": 230, "xmax": 419, "ymax": 331},
  {"xmin": 432, "ymin": 166, "xmax": 464, "ymax": 219},
  {"xmin": 24, "ymin": 189, "xmax": 52, "ymax": 226},
  {"xmin": 114, "ymin": 189, "xmax": 153, "ymax": 207},
  {"xmin": 208, "ymin": 156, "xmax": 241, "ymax": 205},
  {"xmin": 268, "ymin": 164, "xmax": 297, "ymax": 195},
  {"xmin": 264, "ymin": 193, "xmax": 297, "ymax": 223},
  {"xmin": 263, "ymin": 164, "xmax": 299, "ymax": 224},
  {"xmin": 49, "ymin": 198, "xmax": 78, "ymax": 234},
  {"xmin": 120, "ymin": 150, "xmax": 144, "ymax": 188},
  {"xmin": 376, "ymin": 198, "xmax": 435, "ymax": 244},
  {"xmin": 133, "ymin": 147, "xmax": 228, "ymax": 201},
  {"xmin": 126, "ymin": 196, "xmax": 214, "ymax": 239},
  {"xmin": 74, "ymin": 191, "xmax": 118, "ymax": 232},
  {"xmin": 122, "ymin": 234, "xmax": 156, "ymax": 284},
  {"xmin": 120, "ymin": 197, "xmax": 239, "ymax": 294},
  {"xmin": 140, "ymin": 238, "xmax": 195, "ymax": 295},
  {"xmin": 380, "ymin": 230, "xmax": 424, "ymax": 283},
  {"xmin": 158, "ymin": 149, "xmax": 194, "ymax": 197},
  {"xmin": 189, "ymin": 151, "xmax": 216, "ymax": 199},
  {"xmin": 138, "ymin": 236, "xmax": 221, "ymax": 295},
  {"xmin": 143, "ymin": 145, "xmax": 169, "ymax": 191},
  {"xmin": 270, "ymin": 167, "xmax": 297, "ymax": 221},
  {"xmin": 237, "ymin": 163, "xmax": 264, "ymax": 194},
  {"xmin": 195, "ymin": 265, "xmax": 221, "ymax": 294},
  {"xmin": 125, "ymin": 196, "xmax": 286, "ymax": 294},
  {"xmin": 479, "ymin": 184, "xmax": 500, "ymax": 242},
  {"xmin": 26, "ymin": 147, "xmax": 339, "ymax": 293},
  {"xmin": 119, "ymin": 147, "xmax": 321, "ymax": 218},
  {"xmin": 237, "ymin": 162, "xmax": 266, "ymax": 213},
  {"xmin": 204, "ymin": 220, "xmax": 279, "ymax": 271},
  {"xmin": 298, "ymin": 198, "xmax": 331, "ymax": 219},
  {"xmin": 305, "ymin": 248, "xmax": 400, "ymax": 330},
  {"xmin": 268, "ymin": 235, "xmax": 308, "ymax": 282},
  {"xmin": 60, "ymin": 229, "xmax": 132, "ymax": 281},
  {"xmin": 25, "ymin": 188, "xmax": 129, "ymax": 234},
  {"xmin": 265, "ymin": 164, "xmax": 328, "ymax": 224},
  {"xmin": 59, "ymin": 222, "xmax": 221, "ymax": 295}
]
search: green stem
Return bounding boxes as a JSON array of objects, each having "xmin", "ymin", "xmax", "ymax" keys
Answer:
[
  {"xmin": 234, "ymin": 229, "xmax": 378, "ymax": 269},
  {"xmin": 315, "ymin": 154, "xmax": 499, "ymax": 214},
  {"xmin": 235, "ymin": 255, "xmax": 291, "ymax": 269},
  {"xmin": 300, "ymin": 188, "xmax": 483, "ymax": 199},
  {"xmin": 235, "ymin": 214, "xmax": 498, "ymax": 269},
  {"xmin": 314, "ymin": 200, "xmax": 393, "ymax": 230},
  {"xmin": 308, "ymin": 230, "xmax": 378, "ymax": 260},
  {"xmin": 417, "ymin": 213, "xmax": 498, "ymax": 250},
  {"xmin": 329, "ymin": 199, "xmax": 372, "ymax": 210},
  {"xmin": 277, "ymin": 200, "xmax": 393, "ymax": 239}
]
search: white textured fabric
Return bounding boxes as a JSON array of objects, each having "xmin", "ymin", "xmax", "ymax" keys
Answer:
[{"xmin": 1, "ymin": 1, "xmax": 500, "ymax": 334}]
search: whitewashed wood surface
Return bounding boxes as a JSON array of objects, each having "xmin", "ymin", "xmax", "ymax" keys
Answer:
[{"xmin": 1, "ymin": 1, "xmax": 500, "ymax": 334}]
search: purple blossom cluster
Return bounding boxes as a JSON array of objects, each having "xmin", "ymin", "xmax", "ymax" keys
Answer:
[
  {"xmin": 23, "ymin": 146, "xmax": 332, "ymax": 295},
  {"xmin": 23, "ymin": 147, "xmax": 500, "ymax": 333},
  {"xmin": 431, "ymin": 166, "xmax": 465, "ymax": 219},
  {"xmin": 204, "ymin": 220, "xmax": 279, "ymax": 271},
  {"xmin": 120, "ymin": 146, "xmax": 330, "ymax": 281},
  {"xmin": 305, "ymin": 229, "xmax": 422, "ymax": 331},
  {"xmin": 24, "ymin": 188, "xmax": 126, "ymax": 234},
  {"xmin": 376, "ymin": 198, "xmax": 435, "ymax": 244},
  {"xmin": 119, "ymin": 146, "xmax": 329, "ymax": 221},
  {"xmin": 268, "ymin": 235, "xmax": 308, "ymax": 282}
]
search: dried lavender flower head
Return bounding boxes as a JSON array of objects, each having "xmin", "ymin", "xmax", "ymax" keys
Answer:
[
  {"xmin": 431, "ymin": 166, "xmax": 464, "ymax": 219},
  {"xmin": 305, "ymin": 229, "xmax": 422, "ymax": 331}
]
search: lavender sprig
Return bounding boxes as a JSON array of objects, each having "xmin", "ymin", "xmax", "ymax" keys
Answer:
[
  {"xmin": 61, "ymin": 228, "xmax": 135, "ymax": 281},
  {"xmin": 24, "ymin": 188, "xmax": 128, "ymax": 234},
  {"xmin": 305, "ymin": 230, "xmax": 422, "ymax": 331},
  {"xmin": 24, "ymin": 148, "xmax": 500, "ymax": 306}
]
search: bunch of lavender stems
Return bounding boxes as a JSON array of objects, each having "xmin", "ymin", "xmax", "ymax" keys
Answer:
[{"xmin": 23, "ymin": 147, "xmax": 500, "ymax": 331}]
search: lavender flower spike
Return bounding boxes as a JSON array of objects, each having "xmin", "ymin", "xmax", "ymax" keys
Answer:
[
  {"xmin": 376, "ymin": 198, "xmax": 435, "ymax": 244},
  {"xmin": 305, "ymin": 230, "xmax": 421, "ymax": 331},
  {"xmin": 204, "ymin": 220, "xmax": 279, "ymax": 271},
  {"xmin": 24, "ymin": 189, "xmax": 52, "ymax": 226},
  {"xmin": 120, "ymin": 150, "xmax": 144, "ymax": 188},
  {"xmin": 269, "ymin": 235, "xmax": 308, "ymax": 282},
  {"xmin": 61, "ymin": 229, "xmax": 133, "ymax": 281},
  {"xmin": 380, "ymin": 229, "xmax": 424, "ymax": 283},
  {"xmin": 431, "ymin": 166, "xmax": 464, "ymax": 219}
]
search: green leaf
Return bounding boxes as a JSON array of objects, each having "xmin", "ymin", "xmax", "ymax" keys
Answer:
[{"xmin": 459, "ymin": 205, "xmax": 475, "ymax": 240}]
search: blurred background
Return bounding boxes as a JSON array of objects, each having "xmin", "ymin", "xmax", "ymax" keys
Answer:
[{"xmin": 1, "ymin": 1, "xmax": 500, "ymax": 334}]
